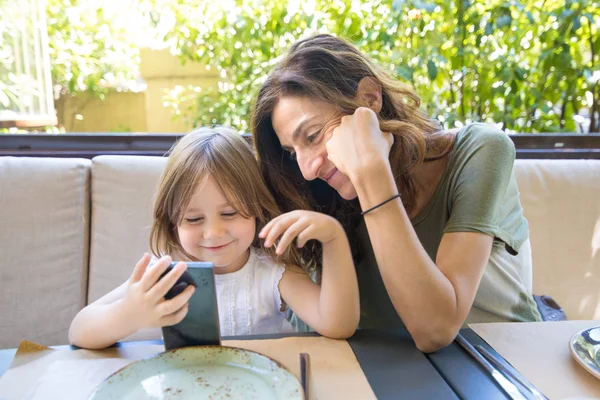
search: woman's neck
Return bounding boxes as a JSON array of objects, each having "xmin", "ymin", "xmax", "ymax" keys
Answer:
[{"xmin": 408, "ymin": 129, "xmax": 457, "ymax": 218}]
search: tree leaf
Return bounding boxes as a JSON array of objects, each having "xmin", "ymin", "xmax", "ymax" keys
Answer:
[
  {"xmin": 561, "ymin": 9, "xmax": 574, "ymax": 19},
  {"xmin": 484, "ymin": 21, "xmax": 494, "ymax": 35},
  {"xmin": 392, "ymin": 0, "xmax": 405, "ymax": 11},
  {"xmin": 514, "ymin": 95, "xmax": 522, "ymax": 108},
  {"xmin": 496, "ymin": 14, "xmax": 512, "ymax": 29},
  {"xmin": 515, "ymin": 67, "xmax": 526, "ymax": 81},
  {"xmin": 571, "ymin": 16, "xmax": 581, "ymax": 32},
  {"xmin": 413, "ymin": 0, "xmax": 436, "ymax": 12},
  {"xmin": 396, "ymin": 65, "xmax": 414, "ymax": 81},
  {"xmin": 427, "ymin": 59, "xmax": 438, "ymax": 80},
  {"xmin": 523, "ymin": 12, "xmax": 533, "ymax": 24}
]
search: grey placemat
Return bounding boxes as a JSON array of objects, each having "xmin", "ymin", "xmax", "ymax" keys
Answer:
[
  {"xmin": 348, "ymin": 329, "xmax": 459, "ymax": 399},
  {"xmin": 426, "ymin": 328, "xmax": 510, "ymax": 399}
]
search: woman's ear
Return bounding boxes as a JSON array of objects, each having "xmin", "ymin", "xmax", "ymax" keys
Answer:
[{"xmin": 356, "ymin": 77, "xmax": 383, "ymax": 113}]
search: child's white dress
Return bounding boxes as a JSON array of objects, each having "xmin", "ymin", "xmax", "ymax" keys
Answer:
[{"xmin": 215, "ymin": 247, "xmax": 295, "ymax": 336}]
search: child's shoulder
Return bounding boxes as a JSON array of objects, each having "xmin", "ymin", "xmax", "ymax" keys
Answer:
[{"xmin": 250, "ymin": 247, "xmax": 285, "ymax": 271}]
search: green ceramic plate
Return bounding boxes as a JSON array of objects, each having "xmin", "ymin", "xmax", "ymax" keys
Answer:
[
  {"xmin": 88, "ymin": 346, "xmax": 304, "ymax": 400},
  {"xmin": 569, "ymin": 326, "xmax": 600, "ymax": 380}
]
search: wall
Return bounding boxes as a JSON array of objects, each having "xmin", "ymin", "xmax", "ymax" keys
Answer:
[
  {"xmin": 56, "ymin": 91, "xmax": 147, "ymax": 132},
  {"xmin": 54, "ymin": 48, "xmax": 219, "ymax": 133}
]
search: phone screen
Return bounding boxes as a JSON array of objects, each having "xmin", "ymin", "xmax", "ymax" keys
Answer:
[{"xmin": 161, "ymin": 262, "xmax": 221, "ymax": 350}]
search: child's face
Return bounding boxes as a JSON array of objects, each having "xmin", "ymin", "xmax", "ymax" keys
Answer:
[{"xmin": 177, "ymin": 175, "xmax": 256, "ymax": 274}]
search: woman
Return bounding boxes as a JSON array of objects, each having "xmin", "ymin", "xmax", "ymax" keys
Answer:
[{"xmin": 252, "ymin": 34, "xmax": 541, "ymax": 353}]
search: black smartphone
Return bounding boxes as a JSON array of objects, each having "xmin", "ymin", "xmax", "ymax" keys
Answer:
[{"xmin": 159, "ymin": 261, "xmax": 221, "ymax": 350}]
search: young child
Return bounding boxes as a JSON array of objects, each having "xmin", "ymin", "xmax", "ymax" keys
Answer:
[{"xmin": 69, "ymin": 127, "xmax": 359, "ymax": 349}]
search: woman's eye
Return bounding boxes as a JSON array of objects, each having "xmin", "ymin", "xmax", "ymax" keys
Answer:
[
  {"xmin": 307, "ymin": 131, "xmax": 320, "ymax": 143},
  {"xmin": 288, "ymin": 150, "xmax": 297, "ymax": 160}
]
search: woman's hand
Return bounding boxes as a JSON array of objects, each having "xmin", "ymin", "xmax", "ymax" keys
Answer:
[
  {"xmin": 120, "ymin": 254, "xmax": 195, "ymax": 330},
  {"xmin": 259, "ymin": 210, "xmax": 344, "ymax": 255},
  {"xmin": 326, "ymin": 107, "xmax": 393, "ymax": 181}
]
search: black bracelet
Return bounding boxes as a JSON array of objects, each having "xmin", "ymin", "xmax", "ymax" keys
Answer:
[{"xmin": 361, "ymin": 193, "xmax": 402, "ymax": 216}]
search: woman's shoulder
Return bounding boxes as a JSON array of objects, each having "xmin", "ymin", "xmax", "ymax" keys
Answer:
[
  {"xmin": 456, "ymin": 123, "xmax": 514, "ymax": 151},
  {"xmin": 451, "ymin": 122, "xmax": 515, "ymax": 166}
]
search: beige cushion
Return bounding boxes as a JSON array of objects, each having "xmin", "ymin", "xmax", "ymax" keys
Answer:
[
  {"xmin": 515, "ymin": 159, "xmax": 600, "ymax": 320},
  {"xmin": 88, "ymin": 156, "xmax": 167, "ymax": 303},
  {"xmin": 0, "ymin": 157, "xmax": 91, "ymax": 348}
]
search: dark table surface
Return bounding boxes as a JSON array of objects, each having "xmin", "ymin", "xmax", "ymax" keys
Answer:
[{"xmin": 0, "ymin": 328, "xmax": 514, "ymax": 399}]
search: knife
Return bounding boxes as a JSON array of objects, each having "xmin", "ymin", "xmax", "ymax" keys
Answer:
[
  {"xmin": 475, "ymin": 344, "xmax": 548, "ymax": 400},
  {"xmin": 455, "ymin": 333, "xmax": 528, "ymax": 400}
]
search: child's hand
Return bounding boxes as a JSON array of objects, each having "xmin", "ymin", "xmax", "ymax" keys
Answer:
[
  {"xmin": 259, "ymin": 210, "xmax": 344, "ymax": 255},
  {"xmin": 120, "ymin": 254, "xmax": 195, "ymax": 330}
]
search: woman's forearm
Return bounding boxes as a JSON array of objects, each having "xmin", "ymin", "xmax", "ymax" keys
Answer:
[
  {"xmin": 354, "ymin": 163, "xmax": 463, "ymax": 351},
  {"xmin": 68, "ymin": 300, "xmax": 138, "ymax": 349}
]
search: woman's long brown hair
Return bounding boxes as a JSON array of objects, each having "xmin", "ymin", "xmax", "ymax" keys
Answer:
[{"xmin": 251, "ymin": 34, "xmax": 455, "ymax": 269}]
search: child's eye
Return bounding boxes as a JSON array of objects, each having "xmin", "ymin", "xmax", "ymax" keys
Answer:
[
  {"xmin": 222, "ymin": 211, "xmax": 238, "ymax": 218},
  {"xmin": 185, "ymin": 217, "xmax": 203, "ymax": 223}
]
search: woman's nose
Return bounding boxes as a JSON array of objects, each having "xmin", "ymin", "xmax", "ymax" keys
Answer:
[{"xmin": 297, "ymin": 150, "xmax": 325, "ymax": 181}]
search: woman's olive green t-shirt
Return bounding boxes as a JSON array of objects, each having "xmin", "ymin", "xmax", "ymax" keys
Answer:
[{"xmin": 356, "ymin": 123, "xmax": 542, "ymax": 329}]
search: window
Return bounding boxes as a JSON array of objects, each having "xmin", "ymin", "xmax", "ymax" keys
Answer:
[{"xmin": 0, "ymin": 0, "xmax": 56, "ymax": 129}]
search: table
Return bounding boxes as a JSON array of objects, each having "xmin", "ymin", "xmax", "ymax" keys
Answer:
[{"xmin": 0, "ymin": 328, "xmax": 515, "ymax": 399}]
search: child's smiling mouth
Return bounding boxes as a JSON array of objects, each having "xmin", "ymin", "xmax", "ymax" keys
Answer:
[{"xmin": 201, "ymin": 242, "xmax": 233, "ymax": 251}]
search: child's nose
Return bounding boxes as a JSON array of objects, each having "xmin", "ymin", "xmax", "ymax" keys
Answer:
[{"xmin": 203, "ymin": 220, "xmax": 225, "ymax": 238}]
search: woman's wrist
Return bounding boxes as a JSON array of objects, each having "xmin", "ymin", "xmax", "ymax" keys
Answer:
[
  {"xmin": 352, "ymin": 159, "xmax": 399, "ymax": 211},
  {"xmin": 349, "ymin": 156, "xmax": 391, "ymax": 185}
]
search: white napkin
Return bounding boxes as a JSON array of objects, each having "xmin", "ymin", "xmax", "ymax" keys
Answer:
[{"xmin": 23, "ymin": 358, "xmax": 131, "ymax": 400}]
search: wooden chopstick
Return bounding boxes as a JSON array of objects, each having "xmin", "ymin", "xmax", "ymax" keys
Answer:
[{"xmin": 300, "ymin": 352, "xmax": 310, "ymax": 399}]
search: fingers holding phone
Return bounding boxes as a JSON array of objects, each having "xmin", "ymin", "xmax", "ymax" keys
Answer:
[{"xmin": 122, "ymin": 255, "xmax": 195, "ymax": 330}]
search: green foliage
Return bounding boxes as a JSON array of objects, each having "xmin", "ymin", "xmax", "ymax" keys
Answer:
[
  {"xmin": 46, "ymin": 0, "xmax": 141, "ymax": 98},
  {"xmin": 0, "ymin": 0, "xmax": 44, "ymax": 114},
  {"xmin": 5, "ymin": 0, "xmax": 596, "ymax": 133},
  {"xmin": 157, "ymin": 0, "xmax": 599, "ymax": 133},
  {"xmin": 1, "ymin": 0, "xmax": 142, "ymax": 131}
]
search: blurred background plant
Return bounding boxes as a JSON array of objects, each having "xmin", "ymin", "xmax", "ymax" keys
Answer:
[
  {"xmin": 1, "ymin": 0, "xmax": 598, "ymax": 133},
  {"xmin": 157, "ymin": 0, "xmax": 599, "ymax": 133}
]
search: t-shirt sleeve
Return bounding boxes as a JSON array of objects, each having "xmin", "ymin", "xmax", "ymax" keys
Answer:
[{"xmin": 444, "ymin": 127, "xmax": 516, "ymax": 237}]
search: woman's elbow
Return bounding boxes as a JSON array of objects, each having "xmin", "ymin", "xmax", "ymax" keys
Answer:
[{"xmin": 410, "ymin": 325, "xmax": 459, "ymax": 353}]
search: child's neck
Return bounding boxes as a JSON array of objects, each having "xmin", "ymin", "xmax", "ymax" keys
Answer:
[{"xmin": 215, "ymin": 247, "xmax": 251, "ymax": 275}]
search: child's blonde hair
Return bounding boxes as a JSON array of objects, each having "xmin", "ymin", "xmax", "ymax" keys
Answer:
[{"xmin": 149, "ymin": 126, "xmax": 297, "ymax": 265}]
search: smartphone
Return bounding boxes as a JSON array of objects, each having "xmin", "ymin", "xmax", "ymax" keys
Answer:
[{"xmin": 159, "ymin": 261, "xmax": 221, "ymax": 350}]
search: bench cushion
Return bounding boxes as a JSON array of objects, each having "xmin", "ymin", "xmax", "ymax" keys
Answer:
[{"xmin": 0, "ymin": 157, "xmax": 91, "ymax": 347}]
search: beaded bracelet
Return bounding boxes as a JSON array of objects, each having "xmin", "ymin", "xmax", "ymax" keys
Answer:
[{"xmin": 360, "ymin": 193, "xmax": 402, "ymax": 216}]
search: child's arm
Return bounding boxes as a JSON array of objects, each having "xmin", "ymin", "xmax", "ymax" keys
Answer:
[
  {"xmin": 259, "ymin": 211, "xmax": 360, "ymax": 339},
  {"xmin": 68, "ymin": 254, "xmax": 195, "ymax": 349}
]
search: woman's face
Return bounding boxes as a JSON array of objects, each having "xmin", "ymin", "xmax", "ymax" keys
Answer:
[{"xmin": 271, "ymin": 96, "xmax": 358, "ymax": 200}]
